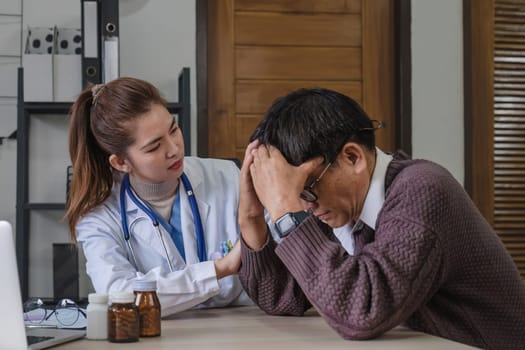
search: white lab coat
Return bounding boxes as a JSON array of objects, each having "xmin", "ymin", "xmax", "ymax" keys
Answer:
[{"xmin": 76, "ymin": 157, "xmax": 253, "ymax": 317}]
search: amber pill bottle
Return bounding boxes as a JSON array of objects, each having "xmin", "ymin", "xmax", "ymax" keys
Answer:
[
  {"xmin": 133, "ymin": 280, "xmax": 161, "ymax": 337},
  {"xmin": 108, "ymin": 292, "xmax": 139, "ymax": 343}
]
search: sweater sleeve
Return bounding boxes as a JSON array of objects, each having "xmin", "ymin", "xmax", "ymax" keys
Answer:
[
  {"xmin": 238, "ymin": 231, "xmax": 311, "ymax": 316},
  {"xmin": 273, "ymin": 211, "xmax": 443, "ymax": 340}
]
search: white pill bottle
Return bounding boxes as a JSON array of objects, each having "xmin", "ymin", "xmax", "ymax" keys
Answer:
[{"xmin": 86, "ymin": 293, "xmax": 108, "ymax": 340}]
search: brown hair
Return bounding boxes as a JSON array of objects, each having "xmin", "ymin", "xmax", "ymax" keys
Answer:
[{"xmin": 66, "ymin": 77, "xmax": 167, "ymax": 241}]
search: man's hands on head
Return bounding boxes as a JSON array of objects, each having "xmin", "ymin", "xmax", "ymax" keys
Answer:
[
  {"xmin": 238, "ymin": 140, "xmax": 322, "ymax": 250},
  {"xmin": 239, "ymin": 140, "xmax": 265, "ymax": 221},
  {"xmin": 238, "ymin": 140, "xmax": 270, "ymax": 250},
  {"xmin": 249, "ymin": 143, "xmax": 322, "ymax": 222}
]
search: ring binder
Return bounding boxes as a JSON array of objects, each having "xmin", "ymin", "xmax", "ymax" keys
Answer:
[
  {"xmin": 81, "ymin": 0, "xmax": 101, "ymax": 86},
  {"xmin": 100, "ymin": 0, "xmax": 119, "ymax": 83}
]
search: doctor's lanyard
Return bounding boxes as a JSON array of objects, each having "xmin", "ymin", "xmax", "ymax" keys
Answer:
[{"xmin": 120, "ymin": 173, "xmax": 207, "ymax": 272}]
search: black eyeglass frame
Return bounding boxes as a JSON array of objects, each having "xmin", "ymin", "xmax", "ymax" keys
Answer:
[{"xmin": 300, "ymin": 162, "xmax": 332, "ymax": 202}]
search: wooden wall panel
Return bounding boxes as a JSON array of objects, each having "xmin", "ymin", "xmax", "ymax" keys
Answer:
[
  {"xmin": 235, "ymin": 115, "xmax": 261, "ymax": 148},
  {"xmin": 207, "ymin": 0, "xmax": 236, "ymax": 156},
  {"xmin": 207, "ymin": 0, "xmax": 396, "ymax": 161},
  {"xmin": 234, "ymin": 0, "xmax": 360, "ymax": 13},
  {"xmin": 362, "ymin": 0, "xmax": 395, "ymax": 151},
  {"xmin": 236, "ymin": 47, "xmax": 362, "ymax": 80},
  {"xmin": 235, "ymin": 13, "xmax": 361, "ymax": 46},
  {"xmin": 236, "ymin": 81, "xmax": 362, "ymax": 114}
]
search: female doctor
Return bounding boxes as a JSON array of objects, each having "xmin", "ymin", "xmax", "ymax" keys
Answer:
[{"xmin": 66, "ymin": 77, "xmax": 251, "ymax": 316}]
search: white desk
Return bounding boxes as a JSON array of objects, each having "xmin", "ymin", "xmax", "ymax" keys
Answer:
[{"xmin": 57, "ymin": 306, "xmax": 477, "ymax": 349}]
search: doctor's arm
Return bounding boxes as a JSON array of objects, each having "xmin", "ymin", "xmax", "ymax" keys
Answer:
[
  {"xmin": 77, "ymin": 215, "xmax": 229, "ymax": 316},
  {"xmin": 214, "ymin": 240, "xmax": 241, "ymax": 279}
]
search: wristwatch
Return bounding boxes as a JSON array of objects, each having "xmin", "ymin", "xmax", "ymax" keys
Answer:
[{"xmin": 274, "ymin": 210, "xmax": 310, "ymax": 238}]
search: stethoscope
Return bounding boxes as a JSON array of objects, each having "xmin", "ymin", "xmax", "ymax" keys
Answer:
[{"xmin": 119, "ymin": 172, "xmax": 206, "ymax": 272}]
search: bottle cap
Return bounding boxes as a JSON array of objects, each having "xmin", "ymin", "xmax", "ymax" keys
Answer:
[
  {"xmin": 132, "ymin": 279, "xmax": 157, "ymax": 292},
  {"xmin": 110, "ymin": 292, "xmax": 136, "ymax": 303},
  {"xmin": 88, "ymin": 293, "xmax": 108, "ymax": 304}
]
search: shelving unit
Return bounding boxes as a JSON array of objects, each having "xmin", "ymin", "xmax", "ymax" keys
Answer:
[{"xmin": 16, "ymin": 66, "xmax": 191, "ymax": 300}]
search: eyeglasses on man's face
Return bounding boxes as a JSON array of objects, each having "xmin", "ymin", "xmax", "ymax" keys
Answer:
[
  {"xmin": 23, "ymin": 298, "xmax": 86, "ymax": 327},
  {"xmin": 300, "ymin": 162, "xmax": 332, "ymax": 203}
]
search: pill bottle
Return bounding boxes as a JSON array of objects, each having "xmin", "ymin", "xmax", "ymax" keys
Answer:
[
  {"xmin": 86, "ymin": 293, "xmax": 108, "ymax": 340},
  {"xmin": 107, "ymin": 292, "xmax": 139, "ymax": 343},
  {"xmin": 133, "ymin": 280, "xmax": 161, "ymax": 337}
]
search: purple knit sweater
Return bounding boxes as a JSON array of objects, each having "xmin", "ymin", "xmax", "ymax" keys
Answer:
[{"xmin": 239, "ymin": 153, "xmax": 525, "ymax": 349}]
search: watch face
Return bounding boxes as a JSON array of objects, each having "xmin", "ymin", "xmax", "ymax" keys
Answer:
[
  {"xmin": 276, "ymin": 214, "xmax": 296, "ymax": 237},
  {"xmin": 278, "ymin": 215, "xmax": 296, "ymax": 235},
  {"xmin": 275, "ymin": 211, "xmax": 310, "ymax": 238}
]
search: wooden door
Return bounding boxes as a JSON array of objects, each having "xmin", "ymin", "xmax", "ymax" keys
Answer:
[{"xmin": 205, "ymin": 0, "xmax": 397, "ymax": 160}]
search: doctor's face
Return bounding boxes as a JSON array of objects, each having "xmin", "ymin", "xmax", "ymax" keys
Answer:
[{"xmin": 122, "ymin": 103, "xmax": 185, "ymax": 184}]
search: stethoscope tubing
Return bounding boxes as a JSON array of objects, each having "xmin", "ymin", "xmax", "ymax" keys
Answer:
[
  {"xmin": 180, "ymin": 173, "xmax": 207, "ymax": 262},
  {"xmin": 120, "ymin": 172, "xmax": 206, "ymax": 272}
]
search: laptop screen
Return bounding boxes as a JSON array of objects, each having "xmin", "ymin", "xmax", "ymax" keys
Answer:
[
  {"xmin": 0, "ymin": 221, "xmax": 31, "ymax": 349},
  {"xmin": 0, "ymin": 221, "xmax": 85, "ymax": 349}
]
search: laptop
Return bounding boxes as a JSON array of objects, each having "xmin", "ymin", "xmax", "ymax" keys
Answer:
[{"xmin": 0, "ymin": 221, "xmax": 85, "ymax": 349}]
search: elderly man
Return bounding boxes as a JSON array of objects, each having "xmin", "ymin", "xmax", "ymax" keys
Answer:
[{"xmin": 237, "ymin": 88, "xmax": 525, "ymax": 349}]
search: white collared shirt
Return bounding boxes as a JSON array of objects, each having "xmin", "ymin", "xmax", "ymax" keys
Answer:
[{"xmin": 333, "ymin": 147, "xmax": 393, "ymax": 255}]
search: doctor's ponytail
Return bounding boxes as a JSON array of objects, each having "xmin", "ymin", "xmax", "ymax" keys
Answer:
[{"xmin": 66, "ymin": 86, "xmax": 114, "ymax": 241}]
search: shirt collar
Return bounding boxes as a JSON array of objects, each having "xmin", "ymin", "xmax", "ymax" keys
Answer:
[{"xmin": 358, "ymin": 147, "xmax": 393, "ymax": 230}]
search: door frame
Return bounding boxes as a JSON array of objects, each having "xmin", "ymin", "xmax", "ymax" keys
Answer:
[
  {"xmin": 463, "ymin": 0, "xmax": 494, "ymax": 221},
  {"xmin": 196, "ymin": 0, "xmax": 412, "ymax": 157}
]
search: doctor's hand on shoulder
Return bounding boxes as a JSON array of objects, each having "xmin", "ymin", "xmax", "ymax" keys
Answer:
[{"xmin": 214, "ymin": 240, "xmax": 241, "ymax": 279}]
